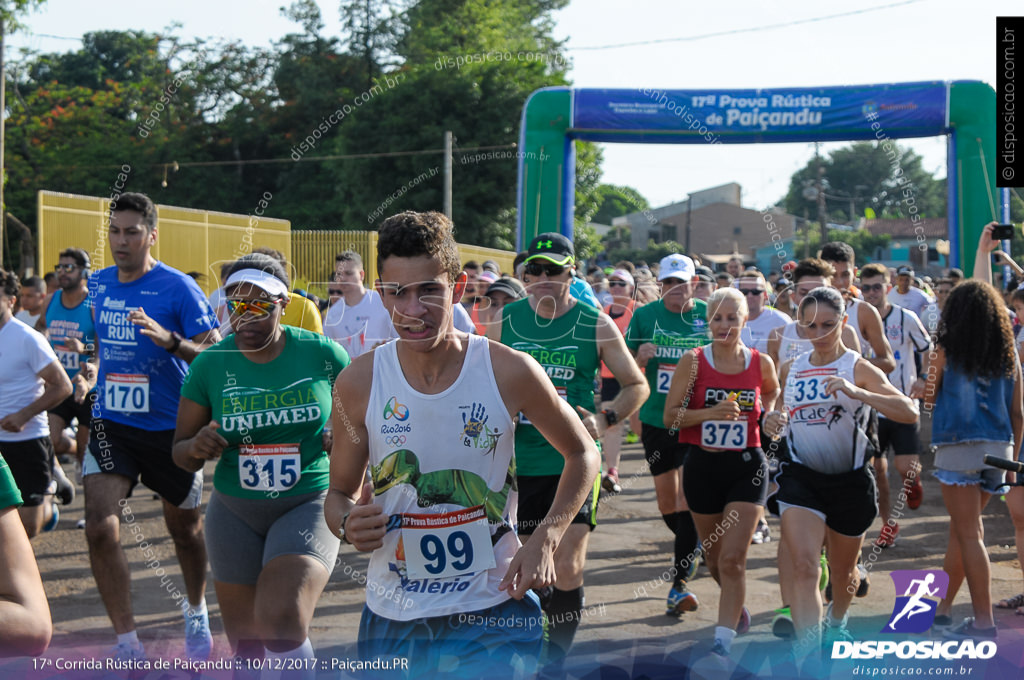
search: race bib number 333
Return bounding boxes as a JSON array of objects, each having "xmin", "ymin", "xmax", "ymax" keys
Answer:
[{"xmin": 401, "ymin": 505, "xmax": 496, "ymax": 580}]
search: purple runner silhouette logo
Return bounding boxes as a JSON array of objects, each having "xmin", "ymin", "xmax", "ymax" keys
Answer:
[{"xmin": 882, "ymin": 569, "xmax": 949, "ymax": 633}]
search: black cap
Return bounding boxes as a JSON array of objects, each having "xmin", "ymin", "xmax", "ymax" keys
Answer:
[
  {"xmin": 694, "ymin": 265, "xmax": 715, "ymax": 282},
  {"xmin": 896, "ymin": 266, "xmax": 914, "ymax": 277},
  {"xmin": 526, "ymin": 232, "xmax": 574, "ymax": 266},
  {"xmin": 486, "ymin": 276, "xmax": 526, "ymax": 300}
]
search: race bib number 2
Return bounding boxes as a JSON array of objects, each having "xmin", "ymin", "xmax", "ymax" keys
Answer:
[
  {"xmin": 401, "ymin": 505, "xmax": 496, "ymax": 580},
  {"xmin": 656, "ymin": 364, "xmax": 676, "ymax": 394},
  {"xmin": 238, "ymin": 444, "xmax": 301, "ymax": 491},
  {"xmin": 104, "ymin": 373, "xmax": 150, "ymax": 413},
  {"xmin": 700, "ymin": 420, "xmax": 748, "ymax": 450}
]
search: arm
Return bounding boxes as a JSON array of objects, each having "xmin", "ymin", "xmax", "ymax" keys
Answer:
[
  {"xmin": 129, "ymin": 307, "xmax": 221, "ymax": 363},
  {"xmin": 974, "ymin": 221, "xmax": 1000, "ymax": 285},
  {"xmin": 580, "ymin": 314, "xmax": 649, "ymax": 437},
  {"xmin": 1011, "ymin": 361, "xmax": 1023, "ymax": 469},
  {"xmin": 662, "ymin": 350, "xmax": 741, "ymax": 430},
  {"xmin": 172, "ymin": 396, "xmax": 228, "ymax": 473},
  {"xmin": 841, "ymin": 323, "xmax": 861, "ymax": 355},
  {"xmin": 831, "ymin": 359, "xmax": 919, "ymax": 424},
  {"xmin": 0, "ymin": 362, "xmax": 72, "ymax": 434},
  {"xmin": 492, "ymin": 345, "xmax": 600, "ymax": 598},
  {"xmin": 759, "ymin": 352, "xmax": 781, "ymax": 412},
  {"xmin": 920, "ymin": 346, "xmax": 945, "ymax": 409},
  {"xmin": 763, "ymin": 360, "xmax": 791, "ymax": 438},
  {"xmin": 859, "ymin": 303, "xmax": 896, "ymax": 374},
  {"xmin": 0, "ymin": 507, "xmax": 51, "ymax": 657},
  {"xmin": 325, "ymin": 356, "xmax": 379, "ymax": 549},
  {"xmin": 994, "ymin": 250, "xmax": 1024, "ymax": 278},
  {"xmin": 766, "ymin": 326, "xmax": 783, "ymax": 367}
]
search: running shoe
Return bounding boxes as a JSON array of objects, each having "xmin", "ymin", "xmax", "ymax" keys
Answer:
[
  {"xmin": 666, "ymin": 583, "xmax": 699, "ymax": 616},
  {"xmin": 874, "ymin": 522, "xmax": 899, "ymax": 548},
  {"xmin": 931, "ymin": 614, "xmax": 953, "ymax": 635},
  {"xmin": 109, "ymin": 641, "xmax": 145, "ymax": 663},
  {"xmin": 736, "ymin": 606, "xmax": 751, "ymax": 635},
  {"xmin": 856, "ymin": 563, "xmax": 870, "ymax": 598},
  {"xmin": 681, "ymin": 554, "xmax": 700, "ymax": 583},
  {"xmin": 710, "ymin": 640, "xmax": 729, "ymax": 657},
  {"xmin": 771, "ymin": 606, "xmax": 795, "ymax": 639},
  {"xmin": 624, "ymin": 431, "xmax": 639, "ymax": 444},
  {"xmin": 905, "ymin": 478, "xmax": 923, "ymax": 510},
  {"xmin": 752, "ymin": 519, "xmax": 771, "ymax": 544},
  {"xmin": 819, "ymin": 550, "xmax": 830, "ymax": 592},
  {"xmin": 823, "ymin": 602, "xmax": 853, "ymax": 645},
  {"xmin": 184, "ymin": 606, "xmax": 213, "ymax": 661},
  {"xmin": 943, "ymin": 617, "xmax": 997, "ymax": 640},
  {"xmin": 601, "ymin": 470, "xmax": 621, "ymax": 494},
  {"xmin": 42, "ymin": 505, "xmax": 59, "ymax": 532},
  {"xmin": 53, "ymin": 462, "xmax": 75, "ymax": 505}
]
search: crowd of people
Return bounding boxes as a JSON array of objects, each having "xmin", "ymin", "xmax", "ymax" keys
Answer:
[{"xmin": 1, "ymin": 193, "xmax": 1023, "ymax": 677}]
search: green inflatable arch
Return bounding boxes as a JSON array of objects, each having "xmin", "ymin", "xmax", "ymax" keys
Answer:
[{"xmin": 517, "ymin": 81, "xmax": 995, "ymax": 273}]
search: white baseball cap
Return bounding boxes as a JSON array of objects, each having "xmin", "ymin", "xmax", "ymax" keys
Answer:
[
  {"xmin": 224, "ymin": 269, "xmax": 289, "ymax": 298},
  {"xmin": 657, "ymin": 254, "xmax": 696, "ymax": 282}
]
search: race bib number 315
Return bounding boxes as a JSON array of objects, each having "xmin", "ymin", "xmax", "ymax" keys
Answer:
[
  {"xmin": 238, "ymin": 444, "xmax": 301, "ymax": 492},
  {"xmin": 401, "ymin": 506, "xmax": 496, "ymax": 580}
]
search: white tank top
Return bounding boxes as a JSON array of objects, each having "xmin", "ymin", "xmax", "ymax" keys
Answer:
[
  {"xmin": 778, "ymin": 321, "xmax": 812, "ymax": 364},
  {"xmin": 364, "ymin": 334, "xmax": 519, "ymax": 620},
  {"xmin": 845, "ymin": 298, "xmax": 872, "ymax": 359},
  {"xmin": 784, "ymin": 349, "xmax": 871, "ymax": 474}
]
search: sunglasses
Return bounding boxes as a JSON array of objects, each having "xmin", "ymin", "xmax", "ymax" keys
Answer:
[
  {"xmin": 54, "ymin": 264, "xmax": 80, "ymax": 272},
  {"xmin": 225, "ymin": 298, "xmax": 279, "ymax": 318},
  {"xmin": 328, "ymin": 289, "xmax": 344, "ymax": 296},
  {"xmin": 860, "ymin": 283, "xmax": 885, "ymax": 292},
  {"xmin": 608, "ymin": 280, "xmax": 630, "ymax": 287},
  {"xmin": 524, "ymin": 262, "xmax": 568, "ymax": 277},
  {"xmin": 740, "ymin": 288, "xmax": 765, "ymax": 296}
]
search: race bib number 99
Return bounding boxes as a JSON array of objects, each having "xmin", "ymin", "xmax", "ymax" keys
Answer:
[
  {"xmin": 104, "ymin": 373, "xmax": 150, "ymax": 413},
  {"xmin": 656, "ymin": 364, "xmax": 676, "ymax": 394},
  {"xmin": 238, "ymin": 444, "xmax": 301, "ymax": 492},
  {"xmin": 401, "ymin": 506, "xmax": 496, "ymax": 580},
  {"xmin": 700, "ymin": 420, "xmax": 748, "ymax": 450}
]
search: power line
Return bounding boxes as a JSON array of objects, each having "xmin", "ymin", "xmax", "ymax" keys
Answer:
[
  {"xmin": 48, "ymin": 143, "xmax": 518, "ymax": 171},
  {"xmin": 567, "ymin": 1, "xmax": 924, "ymax": 51}
]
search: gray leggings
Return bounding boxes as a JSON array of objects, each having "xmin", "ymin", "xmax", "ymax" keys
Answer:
[{"xmin": 205, "ymin": 489, "xmax": 340, "ymax": 584}]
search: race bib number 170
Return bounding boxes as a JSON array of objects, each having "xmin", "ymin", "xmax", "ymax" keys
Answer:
[{"xmin": 104, "ymin": 373, "xmax": 150, "ymax": 413}]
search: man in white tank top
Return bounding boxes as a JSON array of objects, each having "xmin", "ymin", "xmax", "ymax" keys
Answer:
[{"xmin": 325, "ymin": 212, "xmax": 600, "ymax": 677}]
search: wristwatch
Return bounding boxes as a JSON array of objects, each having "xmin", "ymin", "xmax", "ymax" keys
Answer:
[
  {"xmin": 602, "ymin": 409, "xmax": 618, "ymax": 427},
  {"xmin": 166, "ymin": 331, "xmax": 184, "ymax": 354},
  {"xmin": 339, "ymin": 510, "xmax": 353, "ymax": 545}
]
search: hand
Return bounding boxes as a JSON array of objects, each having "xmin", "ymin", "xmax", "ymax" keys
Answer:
[
  {"xmin": 71, "ymin": 374, "xmax": 91, "ymax": 404},
  {"xmin": 129, "ymin": 307, "xmax": 174, "ymax": 349},
  {"xmin": 635, "ymin": 343, "xmax": 657, "ymax": 368},
  {"xmin": 499, "ymin": 531, "xmax": 557, "ymax": 599},
  {"xmin": 763, "ymin": 410, "xmax": 789, "ymax": 439},
  {"xmin": 0, "ymin": 411, "xmax": 30, "ymax": 433},
  {"xmin": 322, "ymin": 428, "xmax": 334, "ymax": 453},
  {"xmin": 822, "ymin": 375, "xmax": 860, "ymax": 400},
  {"xmin": 574, "ymin": 405, "xmax": 604, "ymax": 440},
  {"xmin": 346, "ymin": 481, "xmax": 386, "ymax": 552},
  {"xmin": 979, "ymin": 222, "xmax": 1001, "ymax": 254},
  {"xmin": 909, "ymin": 377, "xmax": 927, "ymax": 400},
  {"xmin": 994, "ymin": 250, "xmax": 1015, "ymax": 266},
  {"xmin": 189, "ymin": 421, "xmax": 228, "ymax": 461},
  {"xmin": 706, "ymin": 397, "xmax": 742, "ymax": 421},
  {"xmin": 63, "ymin": 336, "xmax": 86, "ymax": 354}
]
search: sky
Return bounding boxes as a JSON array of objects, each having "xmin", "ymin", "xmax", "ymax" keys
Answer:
[{"xmin": 5, "ymin": 0, "xmax": 1014, "ymax": 213}]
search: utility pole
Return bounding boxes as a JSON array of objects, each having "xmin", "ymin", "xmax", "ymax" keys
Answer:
[
  {"xmin": 815, "ymin": 142, "xmax": 827, "ymax": 245},
  {"xmin": 443, "ymin": 130, "xmax": 452, "ymax": 220}
]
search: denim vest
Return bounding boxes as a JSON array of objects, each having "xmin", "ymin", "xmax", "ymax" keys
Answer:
[{"xmin": 931, "ymin": 362, "xmax": 1015, "ymax": 445}]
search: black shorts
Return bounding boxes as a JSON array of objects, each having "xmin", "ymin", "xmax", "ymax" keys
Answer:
[
  {"xmin": 875, "ymin": 417, "xmax": 921, "ymax": 457},
  {"xmin": 48, "ymin": 393, "xmax": 93, "ymax": 428},
  {"xmin": 865, "ymin": 409, "xmax": 880, "ymax": 458},
  {"xmin": 683, "ymin": 447, "xmax": 769, "ymax": 514},
  {"xmin": 641, "ymin": 424, "xmax": 688, "ymax": 477},
  {"xmin": 774, "ymin": 461, "xmax": 878, "ymax": 537},
  {"xmin": 600, "ymin": 377, "xmax": 621, "ymax": 403},
  {"xmin": 516, "ymin": 474, "xmax": 599, "ymax": 534},
  {"xmin": 85, "ymin": 420, "xmax": 202, "ymax": 509},
  {"xmin": 0, "ymin": 437, "xmax": 54, "ymax": 507}
]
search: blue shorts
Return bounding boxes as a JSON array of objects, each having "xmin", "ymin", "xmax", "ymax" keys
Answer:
[
  {"xmin": 933, "ymin": 468, "xmax": 1008, "ymax": 495},
  {"xmin": 358, "ymin": 592, "xmax": 543, "ymax": 679}
]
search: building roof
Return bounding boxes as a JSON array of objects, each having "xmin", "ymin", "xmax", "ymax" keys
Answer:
[{"xmin": 863, "ymin": 217, "xmax": 947, "ymax": 239}]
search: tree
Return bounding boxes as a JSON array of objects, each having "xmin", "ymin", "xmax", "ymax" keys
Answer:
[
  {"xmin": 781, "ymin": 142, "xmax": 945, "ymax": 224},
  {"xmin": 591, "ymin": 183, "xmax": 649, "ymax": 226}
]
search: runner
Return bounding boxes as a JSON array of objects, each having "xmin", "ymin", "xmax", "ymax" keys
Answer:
[
  {"xmin": 78, "ymin": 192, "xmax": 220, "ymax": 662},
  {"xmin": 764, "ymin": 287, "xmax": 918, "ymax": 660},
  {"xmin": 326, "ymin": 212, "xmax": 601, "ymax": 678},
  {"xmin": 0, "ymin": 452, "xmax": 51, "ymax": 657},
  {"xmin": 0, "ymin": 270, "xmax": 73, "ymax": 538},
  {"xmin": 858, "ymin": 263, "xmax": 932, "ymax": 547},
  {"xmin": 323, "ymin": 250, "xmax": 397, "ymax": 359},
  {"xmin": 38, "ymin": 248, "xmax": 95, "ymax": 472},
  {"xmin": 489, "ymin": 232, "xmax": 648, "ymax": 669},
  {"xmin": 663, "ymin": 287, "xmax": 780, "ymax": 658},
  {"xmin": 599, "ymin": 268, "xmax": 639, "ymax": 494},
  {"xmin": 737, "ymin": 270, "xmax": 787, "ymax": 355},
  {"xmin": 889, "ymin": 266, "xmax": 933, "ymax": 318},
  {"xmin": 174, "ymin": 253, "xmax": 350, "ymax": 667},
  {"xmin": 625, "ymin": 254, "xmax": 709, "ymax": 615}
]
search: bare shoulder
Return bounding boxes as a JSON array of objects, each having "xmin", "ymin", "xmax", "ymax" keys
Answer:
[
  {"xmin": 759, "ymin": 351, "xmax": 777, "ymax": 373},
  {"xmin": 334, "ymin": 349, "xmax": 376, "ymax": 397},
  {"xmin": 487, "ymin": 337, "xmax": 533, "ymax": 375}
]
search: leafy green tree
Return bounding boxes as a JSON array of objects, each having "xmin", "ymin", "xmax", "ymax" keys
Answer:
[{"xmin": 592, "ymin": 184, "xmax": 649, "ymax": 225}]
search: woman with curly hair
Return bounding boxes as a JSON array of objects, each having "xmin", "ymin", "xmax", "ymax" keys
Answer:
[{"xmin": 926, "ymin": 273, "xmax": 1023, "ymax": 639}]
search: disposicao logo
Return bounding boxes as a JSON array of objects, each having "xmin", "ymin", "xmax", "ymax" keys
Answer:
[
  {"xmin": 384, "ymin": 396, "xmax": 410, "ymax": 421},
  {"xmin": 884, "ymin": 569, "xmax": 948, "ymax": 634}
]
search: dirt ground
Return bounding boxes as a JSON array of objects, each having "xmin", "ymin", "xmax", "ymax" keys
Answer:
[{"xmin": 6, "ymin": 432, "xmax": 1024, "ymax": 679}]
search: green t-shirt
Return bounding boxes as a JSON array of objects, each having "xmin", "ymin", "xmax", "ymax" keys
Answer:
[
  {"xmin": 0, "ymin": 455, "xmax": 23, "ymax": 509},
  {"xmin": 181, "ymin": 326, "xmax": 350, "ymax": 498},
  {"xmin": 625, "ymin": 298, "xmax": 709, "ymax": 427},
  {"xmin": 501, "ymin": 298, "xmax": 601, "ymax": 476}
]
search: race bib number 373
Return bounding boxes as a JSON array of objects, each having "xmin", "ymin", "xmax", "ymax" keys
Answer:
[{"xmin": 401, "ymin": 506, "xmax": 496, "ymax": 580}]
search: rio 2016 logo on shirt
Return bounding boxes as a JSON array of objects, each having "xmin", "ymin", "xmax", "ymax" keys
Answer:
[
  {"xmin": 883, "ymin": 569, "xmax": 949, "ymax": 634},
  {"xmin": 384, "ymin": 396, "xmax": 410, "ymax": 421}
]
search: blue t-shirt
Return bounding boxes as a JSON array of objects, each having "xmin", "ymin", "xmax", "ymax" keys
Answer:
[
  {"xmin": 45, "ymin": 290, "xmax": 95, "ymax": 380},
  {"xmin": 90, "ymin": 262, "xmax": 218, "ymax": 430}
]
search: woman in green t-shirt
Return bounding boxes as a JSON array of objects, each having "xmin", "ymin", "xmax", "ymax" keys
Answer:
[{"xmin": 173, "ymin": 254, "xmax": 349, "ymax": 666}]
